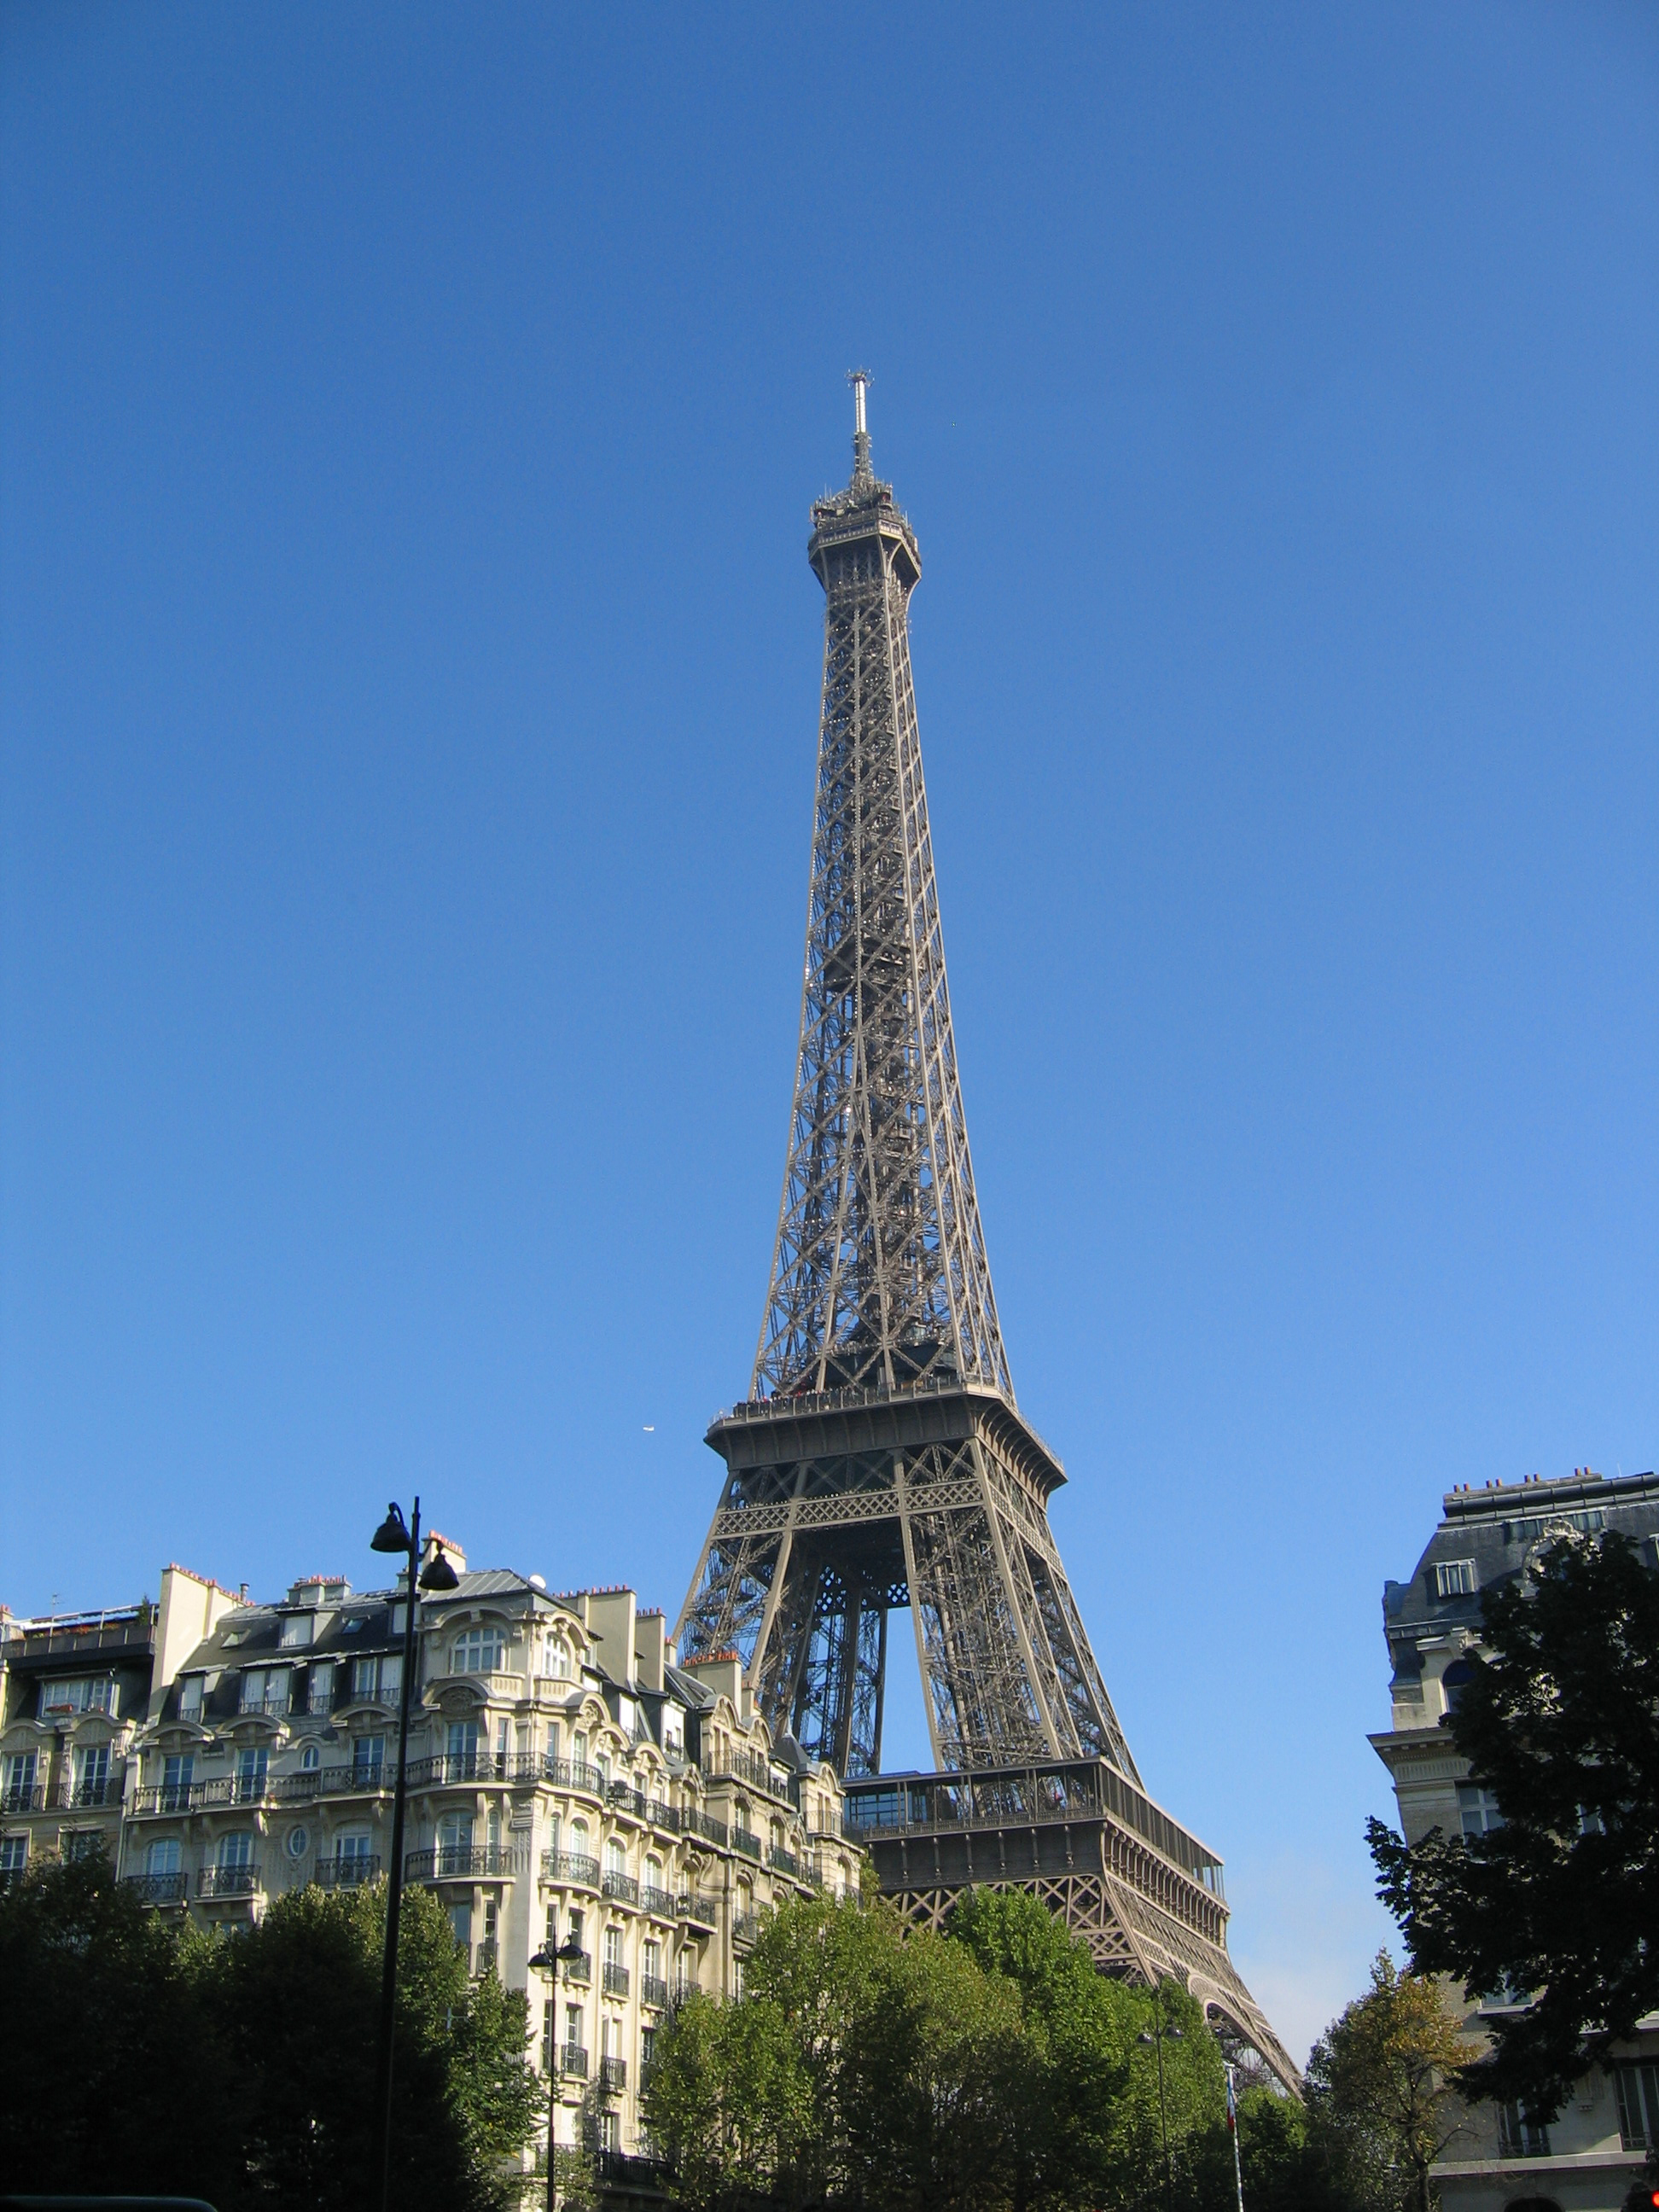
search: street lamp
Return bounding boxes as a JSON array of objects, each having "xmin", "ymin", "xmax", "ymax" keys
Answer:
[
  {"xmin": 529, "ymin": 1930, "xmax": 589, "ymax": 2212},
  {"xmin": 1138, "ymin": 2008, "xmax": 1184, "ymax": 2212},
  {"xmin": 368, "ymin": 1497, "xmax": 460, "ymax": 2212}
]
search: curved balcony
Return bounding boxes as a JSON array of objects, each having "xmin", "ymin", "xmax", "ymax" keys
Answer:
[
  {"xmin": 404, "ymin": 1842, "xmax": 521, "ymax": 1883},
  {"xmin": 540, "ymin": 1848, "xmax": 600, "ymax": 1889}
]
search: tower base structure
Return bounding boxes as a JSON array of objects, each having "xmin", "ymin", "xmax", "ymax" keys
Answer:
[{"xmin": 841, "ymin": 1759, "xmax": 1300, "ymax": 2093}]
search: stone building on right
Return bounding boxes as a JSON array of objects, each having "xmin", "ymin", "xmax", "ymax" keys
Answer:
[{"xmin": 1371, "ymin": 1466, "xmax": 1659, "ymax": 2212}]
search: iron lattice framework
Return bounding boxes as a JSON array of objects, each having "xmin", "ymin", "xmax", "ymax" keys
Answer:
[{"xmin": 678, "ymin": 381, "xmax": 1295, "ymax": 2089}]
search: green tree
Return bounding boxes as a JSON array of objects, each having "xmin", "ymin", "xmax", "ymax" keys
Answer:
[
  {"xmin": 1370, "ymin": 1528, "xmax": 1659, "ymax": 2118},
  {"xmin": 0, "ymin": 1858, "xmax": 542, "ymax": 2210},
  {"xmin": 0, "ymin": 1850, "xmax": 232, "ymax": 2198},
  {"xmin": 641, "ymin": 1988, "xmax": 815, "ymax": 2210},
  {"xmin": 1303, "ymin": 1951, "xmax": 1470, "ymax": 2212},
  {"xmin": 201, "ymin": 1877, "xmax": 543, "ymax": 2211},
  {"xmin": 947, "ymin": 1885, "xmax": 1136, "ymax": 2212}
]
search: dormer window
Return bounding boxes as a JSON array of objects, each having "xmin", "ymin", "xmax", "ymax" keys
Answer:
[
  {"xmin": 279, "ymin": 1614, "xmax": 314, "ymax": 1649},
  {"xmin": 1435, "ymin": 1559, "xmax": 1477, "ymax": 1598}
]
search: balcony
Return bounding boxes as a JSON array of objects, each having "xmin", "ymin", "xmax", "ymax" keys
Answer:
[
  {"xmin": 67, "ymin": 1774, "xmax": 121, "ymax": 1810},
  {"xmin": 199, "ymin": 1863, "xmax": 260, "ymax": 1898},
  {"xmin": 705, "ymin": 1750, "xmax": 791, "ymax": 1802},
  {"xmin": 237, "ymin": 1693, "xmax": 293, "ymax": 1721},
  {"xmin": 608, "ymin": 1784, "xmax": 649, "ymax": 1820},
  {"xmin": 541, "ymin": 1848, "xmax": 601, "ymax": 1888},
  {"xmin": 641, "ymin": 1884, "xmax": 675, "ymax": 1919},
  {"xmin": 132, "ymin": 1779, "xmax": 225, "ymax": 1814},
  {"xmin": 599, "ymin": 2056, "xmax": 627, "ymax": 2093},
  {"xmin": 682, "ymin": 1810, "xmax": 728, "ymax": 1848},
  {"xmin": 640, "ymin": 1974, "xmax": 670, "ymax": 2011},
  {"xmin": 563, "ymin": 1948, "xmax": 592, "ymax": 1986},
  {"xmin": 560, "ymin": 2043, "xmax": 589, "ymax": 2080},
  {"xmin": 602, "ymin": 1961, "xmax": 630, "ymax": 1999},
  {"xmin": 404, "ymin": 1752, "xmax": 508, "ymax": 1788},
  {"xmin": 678, "ymin": 1894, "xmax": 718, "ymax": 1930},
  {"xmin": 122, "ymin": 1871, "xmax": 187, "ymax": 1905},
  {"xmin": 314, "ymin": 1855, "xmax": 381, "ymax": 1889},
  {"xmin": 732, "ymin": 1829, "xmax": 761, "ymax": 1861},
  {"xmin": 768, "ymin": 1845, "xmax": 800, "ymax": 1877},
  {"xmin": 731, "ymin": 1912, "xmax": 762, "ymax": 1947},
  {"xmin": 404, "ymin": 1843, "xmax": 521, "ymax": 1882},
  {"xmin": 1, "ymin": 1784, "xmax": 45, "ymax": 1813},
  {"xmin": 602, "ymin": 1870, "xmax": 639, "ymax": 1906}
]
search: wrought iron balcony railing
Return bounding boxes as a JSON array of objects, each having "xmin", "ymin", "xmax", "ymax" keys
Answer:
[
  {"xmin": 404, "ymin": 1843, "xmax": 521, "ymax": 1881},
  {"xmin": 599, "ymin": 2056, "xmax": 627, "ymax": 2093},
  {"xmin": 602, "ymin": 1870, "xmax": 638, "ymax": 1905},
  {"xmin": 602, "ymin": 1961, "xmax": 630, "ymax": 1998},
  {"xmin": 768, "ymin": 1845, "xmax": 800, "ymax": 1877},
  {"xmin": 199, "ymin": 1863, "xmax": 260, "ymax": 1898},
  {"xmin": 313, "ymin": 1855, "xmax": 381, "ymax": 1889},
  {"xmin": 639, "ymin": 1974, "xmax": 670, "ymax": 2011},
  {"xmin": 681, "ymin": 1809, "xmax": 728, "ymax": 1848},
  {"xmin": 122, "ymin": 1871, "xmax": 188, "ymax": 1904},
  {"xmin": 732, "ymin": 1829, "xmax": 761, "ymax": 1860},
  {"xmin": 540, "ymin": 1848, "xmax": 601, "ymax": 1888},
  {"xmin": 2, "ymin": 1784, "xmax": 45, "ymax": 1813},
  {"xmin": 560, "ymin": 2043, "xmax": 588, "ymax": 2079},
  {"xmin": 640, "ymin": 1883, "xmax": 675, "ymax": 1919},
  {"xmin": 562, "ymin": 1948, "xmax": 592, "ymax": 1985},
  {"xmin": 678, "ymin": 1893, "xmax": 717, "ymax": 1926},
  {"xmin": 731, "ymin": 1912, "xmax": 762, "ymax": 1947}
]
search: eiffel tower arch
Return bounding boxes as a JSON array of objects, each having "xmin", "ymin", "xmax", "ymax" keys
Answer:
[{"xmin": 678, "ymin": 377, "xmax": 1297, "ymax": 2090}]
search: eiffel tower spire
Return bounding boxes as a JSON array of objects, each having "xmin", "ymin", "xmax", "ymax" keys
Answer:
[
  {"xmin": 754, "ymin": 374, "xmax": 1009, "ymax": 1406},
  {"xmin": 678, "ymin": 386, "xmax": 1297, "ymax": 2091}
]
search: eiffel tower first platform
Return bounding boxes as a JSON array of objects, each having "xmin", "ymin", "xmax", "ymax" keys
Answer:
[{"xmin": 678, "ymin": 377, "xmax": 1297, "ymax": 2089}]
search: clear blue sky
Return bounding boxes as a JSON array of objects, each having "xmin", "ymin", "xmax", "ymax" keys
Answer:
[{"xmin": 3, "ymin": 3, "xmax": 1656, "ymax": 2061}]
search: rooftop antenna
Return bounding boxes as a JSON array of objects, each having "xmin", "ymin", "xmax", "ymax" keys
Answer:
[{"xmin": 847, "ymin": 367, "xmax": 872, "ymax": 481}]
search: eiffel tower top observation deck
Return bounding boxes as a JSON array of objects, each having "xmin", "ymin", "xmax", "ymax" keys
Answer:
[{"xmin": 754, "ymin": 370, "xmax": 1009, "ymax": 1406}]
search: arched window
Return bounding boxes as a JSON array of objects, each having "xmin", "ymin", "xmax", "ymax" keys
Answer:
[
  {"xmin": 1441, "ymin": 1658, "xmax": 1475, "ymax": 1713},
  {"xmin": 606, "ymin": 1837, "xmax": 626, "ymax": 1877}
]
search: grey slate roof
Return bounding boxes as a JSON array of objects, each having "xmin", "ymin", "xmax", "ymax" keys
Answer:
[{"xmin": 1382, "ymin": 1469, "xmax": 1659, "ymax": 1672}]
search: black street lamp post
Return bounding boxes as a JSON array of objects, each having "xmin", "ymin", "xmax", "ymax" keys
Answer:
[
  {"xmin": 1138, "ymin": 2006, "xmax": 1184, "ymax": 2212},
  {"xmin": 369, "ymin": 1497, "xmax": 459, "ymax": 2212},
  {"xmin": 529, "ymin": 1931, "xmax": 589, "ymax": 2212}
]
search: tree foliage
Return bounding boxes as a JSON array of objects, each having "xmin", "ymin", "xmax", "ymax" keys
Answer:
[
  {"xmin": 1302, "ymin": 1952, "xmax": 1470, "ymax": 2212},
  {"xmin": 643, "ymin": 1886, "xmax": 1279, "ymax": 2212},
  {"xmin": 0, "ymin": 1854, "xmax": 542, "ymax": 2209},
  {"xmin": 1370, "ymin": 1528, "xmax": 1659, "ymax": 2116}
]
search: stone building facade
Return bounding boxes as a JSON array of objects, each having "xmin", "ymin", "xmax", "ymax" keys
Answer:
[
  {"xmin": 1, "ymin": 1542, "xmax": 862, "ymax": 2166},
  {"xmin": 1371, "ymin": 1467, "xmax": 1659, "ymax": 2212}
]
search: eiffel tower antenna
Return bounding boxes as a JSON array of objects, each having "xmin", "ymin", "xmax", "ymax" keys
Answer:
[{"xmin": 678, "ymin": 382, "xmax": 1298, "ymax": 2089}]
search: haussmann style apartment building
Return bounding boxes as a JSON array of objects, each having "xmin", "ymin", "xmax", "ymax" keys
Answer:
[
  {"xmin": 1372, "ymin": 1466, "xmax": 1659, "ymax": 2212},
  {"xmin": 0, "ymin": 1534, "xmax": 864, "ymax": 2171}
]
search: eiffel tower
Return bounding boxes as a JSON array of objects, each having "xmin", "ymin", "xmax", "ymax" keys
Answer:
[{"xmin": 679, "ymin": 377, "xmax": 1296, "ymax": 2087}]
